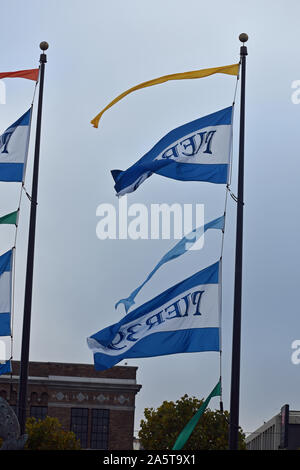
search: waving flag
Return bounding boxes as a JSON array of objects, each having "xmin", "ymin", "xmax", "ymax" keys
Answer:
[
  {"xmin": 0, "ymin": 69, "xmax": 39, "ymax": 81},
  {"xmin": 111, "ymin": 106, "xmax": 233, "ymax": 196},
  {"xmin": 116, "ymin": 215, "xmax": 225, "ymax": 313},
  {"xmin": 88, "ymin": 261, "xmax": 221, "ymax": 370},
  {"xmin": 91, "ymin": 64, "xmax": 239, "ymax": 127},
  {"xmin": 0, "ymin": 108, "xmax": 32, "ymax": 182},
  {"xmin": 0, "ymin": 211, "xmax": 18, "ymax": 225},
  {"xmin": 172, "ymin": 379, "xmax": 221, "ymax": 450},
  {"xmin": 0, "ymin": 250, "xmax": 13, "ymax": 337}
]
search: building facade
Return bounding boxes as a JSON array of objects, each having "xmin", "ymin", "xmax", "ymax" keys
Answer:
[
  {"xmin": 0, "ymin": 361, "xmax": 142, "ymax": 450},
  {"xmin": 246, "ymin": 405, "xmax": 300, "ymax": 450}
]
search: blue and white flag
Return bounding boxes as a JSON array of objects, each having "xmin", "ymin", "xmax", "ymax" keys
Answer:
[
  {"xmin": 111, "ymin": 106, "xmax": 233, "ymax": 196},
  {"xmin": 0, "ymin": 108, "xmax": 32, "ymax": 182},
  {"xmin": 88, "ymin": 261, "xmax": 221, "ymax": 370},
  {"xmin": 0, "ymin": 250, "xmax": 13, "ymax": 336},
  {"xmin": 116, "ymin": 215, "xmax": 225, "ymax": 313}
]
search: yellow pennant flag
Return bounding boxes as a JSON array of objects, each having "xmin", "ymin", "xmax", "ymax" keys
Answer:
[{"xmin": 91, "ymin": 63, "xmax": 239, "ymax": 128}]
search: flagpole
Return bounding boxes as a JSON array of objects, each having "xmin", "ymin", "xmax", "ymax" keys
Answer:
[
  {"xmin": 229, "ymin": 33, "xmax": 248, "ymax": 450},
  {"xmin": 17, "ymin": 41, "xmax": 48, "ymax": 435}
]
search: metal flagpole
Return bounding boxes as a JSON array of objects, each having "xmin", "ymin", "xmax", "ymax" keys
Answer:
[
  {"xmin": 229, "ymin": 33, "xmax": 248, "ymax": 450},
  {"xmin": 17, "ymin": 41, "xmax": 49, "ymax": 434}
]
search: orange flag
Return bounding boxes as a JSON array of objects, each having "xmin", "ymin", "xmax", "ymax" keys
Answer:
[{"xmin": 0, "ymin": 69, "xmax": 39, "ymax": 81}]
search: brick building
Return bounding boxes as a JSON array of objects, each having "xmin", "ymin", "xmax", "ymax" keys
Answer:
[{"xmin": 0, "ymin": 361, "xmax": 142, "ymax": 450}]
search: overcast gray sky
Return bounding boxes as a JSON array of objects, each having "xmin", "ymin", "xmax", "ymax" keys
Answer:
[{"xmin": 1, "ymin": 0, "xmax": 300, "ymax": 438}]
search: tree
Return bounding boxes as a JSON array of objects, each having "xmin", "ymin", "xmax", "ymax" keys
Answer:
[
  {"xmin": 139, "ymin": 394, "xmax": 246, "ymax": 450},
  {"xmin": 24, "ymin": 416, "xmax": 81, "ymax": 450}
]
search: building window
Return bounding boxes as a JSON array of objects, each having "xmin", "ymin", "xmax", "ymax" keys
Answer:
[
  {"xmin": 90, "ymin": 409, "xmax": 109, "ymax": 449},
  {"xmin": 30, "ymin": 392, "xmax": 38, "ymax": 404},
  {"xmin": 70, "ymin": 408, "xmax": 89, "ymax": 448},
  {"xmin": 30, "ymin": 406, "xmax": 48, "ymax": 420},
  {"xmin": 41, "ymin": 392, "xmax": 48, "ymax": 405}
]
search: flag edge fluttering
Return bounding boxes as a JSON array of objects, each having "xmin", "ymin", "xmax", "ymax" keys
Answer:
[
  {"xmin": 0, "ymin": 210, "xmax": 18, "ymax": 225},
  {"xmin": 172, "ymin": 379, "xmax": 221, "ymax": 450},
  {"xmin": 0, "ymin": 69, "xmax": 39, "ymax": 81},
  {"xmin": 91, "ymin": 63, "xmax": 239, "ymax": 128}
]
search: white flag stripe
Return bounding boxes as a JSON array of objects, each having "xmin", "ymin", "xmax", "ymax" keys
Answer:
[
  {"xmin": 0, "ymin": 126, "xmax": 29, "ymax": 163},
  {"xmin": 155, "ymin": 125, "xmax": 231, "ymax": 165},
  {"xmin": 88, "ymin": 283, "xmax": 219, "ymax": 357},
  {"xmin": 0, "ymin": 272, "xmax": 11, "ymax": 313}
]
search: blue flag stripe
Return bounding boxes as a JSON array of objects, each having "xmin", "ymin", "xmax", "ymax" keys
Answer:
[
  {"xmin": 155, "ymin": 163, "xmax": 228, "ymax": 184},
  {"xmin": 0, "ymin": 360, "xmax": 11, "ymax": 376},
  {"xmin": 0, "ymin": 313, "xmax": 11, "ymax": 336},
  {"xmin": 92, "ymin": 327, "xmax": 220, "ymax": 370},
  {"xmin": 0, "ymin": 163, "xmax": 24, "ymax": 182},
  {"xmin": 115, "ymin": 164, "xmax": 229, "ymax": 195}
]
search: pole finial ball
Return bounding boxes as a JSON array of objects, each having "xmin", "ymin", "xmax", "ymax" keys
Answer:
[
  {"xmin": 239, "ymin": 33, "xmax": 248, "ymax": 43},
  {"xmin": 39, "ymin": 41, "xmax": 49, "ymax": 51}
]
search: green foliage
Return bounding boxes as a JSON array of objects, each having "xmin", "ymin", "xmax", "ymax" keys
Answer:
[
  {"xmin": 25, "ymin": 416, "xmax": 81, "ymax": 450},
  {"xmin": 139, "ymin": 394, "xmax": 246, "ymax": 450}
]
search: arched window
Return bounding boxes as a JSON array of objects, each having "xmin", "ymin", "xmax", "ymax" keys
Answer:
[
  {"xmin": 41, "ymin": 392, "xmax": 48, "ymax": 405},
  {"xmin": 30, "ymin": 392, "xmax": 38, "ymax": 404}
]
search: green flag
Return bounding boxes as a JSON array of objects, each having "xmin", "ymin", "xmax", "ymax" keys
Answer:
[
  {"xmin": 172, "ymin": 380, "xmax": 221, "ymax": 450},
  {"xmin": 0, "ymin": 210, "xmax": 18, "ymax": 225}
]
